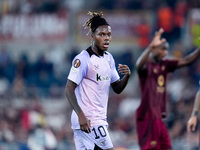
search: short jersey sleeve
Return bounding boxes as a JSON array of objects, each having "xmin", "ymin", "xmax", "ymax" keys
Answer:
[
  {"xmin": 164, "ymin": 59, "xmax": 178, "ymax": 73},
  {"xmin": 68, "ymin": 52, "xmax": 88, "ymax": 85}
]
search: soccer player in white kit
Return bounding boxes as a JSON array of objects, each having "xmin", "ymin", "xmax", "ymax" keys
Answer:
[{"xmin": 65, "ymin": 12, "xmax": 131, "ymax": 150}]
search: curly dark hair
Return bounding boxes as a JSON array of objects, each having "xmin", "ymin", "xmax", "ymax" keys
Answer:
[{"xmin": 83, "ymin": 11, "xmax": 109, "ymax": 35}]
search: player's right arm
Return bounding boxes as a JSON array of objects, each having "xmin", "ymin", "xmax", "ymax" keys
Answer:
[
  {"xmin": 187, "ymin": 87, "xmax": 200, "ymax": 133},
  {"xmin": 136, "ymin": 28, "xmax": 166, "ymax": 71},
  {"xmin": 65, "ymin": 79, "xmax": 91, "ymax": 133}
]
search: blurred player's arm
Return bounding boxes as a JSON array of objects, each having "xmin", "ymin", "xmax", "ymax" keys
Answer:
[
  {"xmin": 177, "ymin": 47, "xmax": 200, "ymax": 68},
  {"xmin": 65, "ymin": 79, "xmax": 91, "ymax": 133},
  {"xmin": 136, "ymin": 28, "xmax": 166, "ymax": 71},
  {"xmin": 111, "ymin": 64, "xmax": 131, "ymax": 94},
  {"xmin": 187, "ymin": 87, "xmax": 200, "ymax": 133}
]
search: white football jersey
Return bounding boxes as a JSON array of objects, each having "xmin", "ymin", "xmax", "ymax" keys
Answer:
[{"xmin": 68, "ymin": 47, "xmax": 120, "ymax": 129}]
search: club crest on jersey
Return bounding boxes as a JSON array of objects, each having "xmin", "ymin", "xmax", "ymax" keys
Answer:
[
  {"xmin": 151, "ymin": 141, "xmax": 157, "ymax": 147},
  {"xmin": 158, "ymin": 75, "xmax": 164, "ymax": 86},
  {"xmin": 108, "ymin": 61, "xmax": 111, "ymax": 69},
  {"xmin": 94, "ymin": 65, "xmax": 99, "ymax": 70},
  {"xmin": 73, "ymin": 59, "xmax": 81, "ymax": 68}
]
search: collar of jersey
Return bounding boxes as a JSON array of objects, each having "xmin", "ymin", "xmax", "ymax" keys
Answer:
[{"xmin": 86, "ymin": 46, "xmax": 108, "ymax": 57}]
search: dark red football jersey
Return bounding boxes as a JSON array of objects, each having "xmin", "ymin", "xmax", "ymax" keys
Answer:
[{"xmin": 136, "ymin": 59, "xmax": 178, "ymax": 120}]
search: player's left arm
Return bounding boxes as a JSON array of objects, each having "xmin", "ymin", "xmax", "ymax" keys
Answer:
[
  {"xmin": 111, "ymin": 64, "xmax": 131, "ymax": 94},
  {"xmin": 177, "ymin": 46, "xmax": 200, "ymax": 68},
  {"xmin": 187, "ymin": 88, "xmax": 200, "ymax": 133}
]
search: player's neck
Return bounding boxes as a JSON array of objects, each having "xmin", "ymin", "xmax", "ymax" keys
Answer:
[
  {"xmin": 151, "ymin": 56, "xmax": 162, "ymax": 63},
  {"xmin": 91, "ymin": 46, "xmax": 104, "ymax": 56}
]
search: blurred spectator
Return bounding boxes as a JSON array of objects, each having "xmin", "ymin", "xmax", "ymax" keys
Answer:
[
  {"xmin": 173, "ymin": 0, "xmax": 188, "ymax": 40},
  {"xmin": 12, "ymin": 74, "xmax": 26, "ymax": 98},
  {"xmin": 15, "ymin": 54, "xmax": 30, "ymax": 81},
  {"xmin": 19, "ymin": 0, "xmax": 34, "ymax": 14},
  {"xmin": 40, "ymin": 0, "xmax": 61, "ymax": 13},
  {"xmin": 44, "ymin": 45, "xmax": 69, "ymax": 86},
  {"xmin": 0, "ymin": 118, "xmax": 15, "ymax": 142},
  {"xmin": 49, "ymin": 83, "xmax": 63, "ymax": 98},
  {"xmin": 97, "ymin": 0, "xmax": 115, "ymax": 9},
  {"xmin": 0, "ymin": 47, "xmax": 14, "ymax": 84},
  {"xmin": 35, "ymin": 54, "xmax": 54, "ymax": 90},
  {"xmin": 27, "ymin": 125, "xmax": 57, "ymax": 150},
  {"xmin": 119, "ymin": 48, "xmax": 134, "ymax": 72},
  {"xmin": 136, "ymin": 20, "xmax": 151, "ymax": 49},
  {"xmin": 68, "ymin": 46, "xmax": 79, "ymax": 63},
  {"xmin": 157, "ymin": 2, "xmax": 174, "ymax": 44},
  {"xmin": 0, "ymin": 75, "xmax": 9, "ymax": 97},
  {"xmin": 0, "ymin": 46, "xmax": 10, "ymax": 68}
]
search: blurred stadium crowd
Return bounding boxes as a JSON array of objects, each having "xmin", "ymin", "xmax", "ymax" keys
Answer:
[{"xmin": 0, "ymin": 0, "xmax": 200, "ymax": 150}]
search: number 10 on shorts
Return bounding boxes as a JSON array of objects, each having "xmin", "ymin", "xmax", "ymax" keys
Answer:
[{"xmin": 92, "ymin": 126, "xmax": 107, "ymax": 139}]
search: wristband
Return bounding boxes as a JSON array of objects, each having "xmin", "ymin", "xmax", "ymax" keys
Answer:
[{"xmin": 191, "ymin": 111, "xmax": 198, "ymax": 116}]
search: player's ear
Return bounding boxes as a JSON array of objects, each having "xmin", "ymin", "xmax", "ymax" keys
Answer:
[{"xmin": 91, "ymin": 33, "xmax": 95, "ymax": 40}]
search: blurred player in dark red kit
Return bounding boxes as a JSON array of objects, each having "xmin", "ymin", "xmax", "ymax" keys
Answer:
[{"xmin": 135, "ymin": 28, "xmax": 200, "ymax": 150}]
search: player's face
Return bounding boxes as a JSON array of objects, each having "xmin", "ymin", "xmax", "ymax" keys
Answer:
[
  {"xmin": 92, "ymin": 25, "xmax": 112, "ymax": 53},
  {"xmin": 153, "ymin": 43, "xmax": 169, "ymax": 60},
  {"xmin": 158, "ymin": 47, "xmax": 168, "ymax": 58}
]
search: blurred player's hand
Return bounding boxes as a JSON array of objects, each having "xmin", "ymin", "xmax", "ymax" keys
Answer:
[
  {"xmin": 118, "ymin": 64, "xmax": 131, "ymax": 76},
  {"xmin": 187, "ymin": 116, "xmax": 197, "ymax": 133},
  {"xmin": 150, "ymin": 28, "xmax": 166, "ymax": 49}
]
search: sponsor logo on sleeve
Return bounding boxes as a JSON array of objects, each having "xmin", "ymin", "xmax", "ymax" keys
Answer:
[
  {"xmin": 73, "ymin": 59, "xmax": 81, "ymax": 68},
  {"xmin": 71, "ymin": 66, "xmax": 79, "ymax": 73}
]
